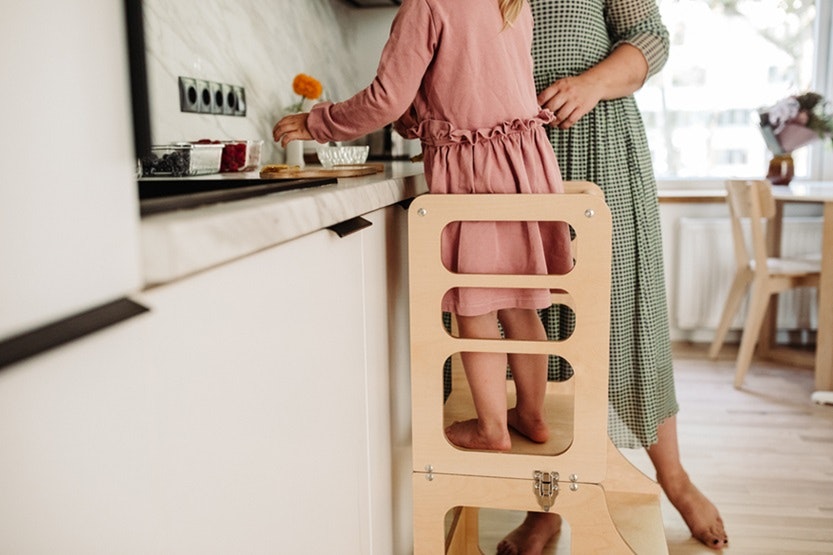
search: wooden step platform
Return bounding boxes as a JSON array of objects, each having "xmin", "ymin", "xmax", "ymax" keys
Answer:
[
  {"xmin": 435, "ymin": 384, "xmax": 667, "ymax": 554},
  {"xmin": 407, "ymin": 189, "xmax": 667, "ymax": 554}
]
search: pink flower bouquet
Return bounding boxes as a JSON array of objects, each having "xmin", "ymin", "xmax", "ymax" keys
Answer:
[{"xmin": 759, "ymin": 92, "xmax": 833, "ymax": 154}]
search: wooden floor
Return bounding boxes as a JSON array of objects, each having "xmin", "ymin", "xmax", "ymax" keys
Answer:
[
  {"xmin": 635, "ymin": 342, "xmax": 833, "ymax": 554},
  {"xmin": 473, "ymin": 342, "xmax": 833, "ymax": 554}
]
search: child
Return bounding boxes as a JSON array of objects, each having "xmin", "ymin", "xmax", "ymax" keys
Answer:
[{"xmin": 273, "ymin": 0, "xmax": 572, "ymax": 451}]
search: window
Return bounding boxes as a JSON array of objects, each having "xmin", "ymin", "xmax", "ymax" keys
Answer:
[{"xmin": 636, "ymin": 0, "xmax": 832, "ymax": 181}]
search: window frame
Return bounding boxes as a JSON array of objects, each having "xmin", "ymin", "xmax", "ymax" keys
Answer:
[
  {"xmin": 811, "ymin": 0, "xmax": 833, "ymax": 180},
  {"xmin": 653, "ymin": 0, "xmax": 833, "ymax": 189}
]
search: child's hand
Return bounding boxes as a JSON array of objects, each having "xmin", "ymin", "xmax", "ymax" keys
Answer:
[{"xmin": 272, "ymin": 113, "xmax": 313, "ymax": 147}]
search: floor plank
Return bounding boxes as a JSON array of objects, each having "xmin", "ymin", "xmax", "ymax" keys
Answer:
[{"xmin": 622, "ymin": 342, "xmax": 833, "ymax": 554}]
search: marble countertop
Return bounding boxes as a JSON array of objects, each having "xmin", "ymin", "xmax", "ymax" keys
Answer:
[{"xmin": 139, "ymin": 161, "xmax": 427, "ymax": 287}]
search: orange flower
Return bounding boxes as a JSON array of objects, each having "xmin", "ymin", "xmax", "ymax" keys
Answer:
[{"xmin": 292, "ymin": 73, "xmax": 323, "ymax": 100}]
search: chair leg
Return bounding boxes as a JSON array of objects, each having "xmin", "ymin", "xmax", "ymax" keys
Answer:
[
  {"xmin": 709, "ymin": 269, "xmax": 752, "ymax": 359},
  {"xmin": 734, "ymin": 279, "xmax": 771, "ymax": 388}
]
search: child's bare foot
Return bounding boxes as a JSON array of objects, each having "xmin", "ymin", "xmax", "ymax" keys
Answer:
[
  {"xmin": 658, "ymin": 470, "xmax": 728, "ymax": 549},
  {"xmin": 445, "ymin": 419, "xmax": 511, "ymax": 451},
  {"xmin": 496, "ymin": 512, "xmax": 562, "ymax": 555},
  {"xmin": 507, "ymin": 407, "xmax": 549, "ymax": 443}
]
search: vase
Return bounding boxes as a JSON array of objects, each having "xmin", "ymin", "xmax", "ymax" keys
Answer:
[
  {"xmin": 766, "ymin": 153, "xmax": 794, "ymax": 186},
  {"xmin": 285, "ymin": 139, "xmax": 305, "ymax": 168}
]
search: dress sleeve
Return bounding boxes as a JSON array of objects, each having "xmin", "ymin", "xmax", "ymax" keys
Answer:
[
  {"xmin": 605, "ymin": 0, "xmax": 669, "ymax": 79},
  {"xmin": 307, "ymin": 0, "xmax": 437, "ymax": 143}
]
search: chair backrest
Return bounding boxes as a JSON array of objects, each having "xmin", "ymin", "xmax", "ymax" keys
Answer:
[{"xmin": 725, "ymin": 179, "xmax": 775, "ymax": 273}]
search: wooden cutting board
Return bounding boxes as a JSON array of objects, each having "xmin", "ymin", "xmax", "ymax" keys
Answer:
[{"xmin": 259, "ymin": 163, "xmax": 383, "ymax": 179}]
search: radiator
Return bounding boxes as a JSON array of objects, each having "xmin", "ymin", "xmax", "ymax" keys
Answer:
[{"xmin": 675, "ymin": 216, "xmax": 822, "ymax": 331}]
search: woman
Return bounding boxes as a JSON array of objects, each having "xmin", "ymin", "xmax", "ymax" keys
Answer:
[{"xmin": 497, "ymin": 1, "xmax": 728, "ymax": 552}]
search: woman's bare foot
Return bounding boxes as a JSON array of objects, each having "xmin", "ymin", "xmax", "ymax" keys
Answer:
[
  {"xmin": 658, "ymin": 470, "xmax": 728, "ymax": 549},
  {"xmin": 445, "ymin": 418, "xmax": 512, "ymax": 451},
  {"xmin": 496, "ymin": 512, "xmax": 562, "ymax": 555},
  {"xmin": 507, "ymin": 407, "xmax": 549, "ymax": 443}
]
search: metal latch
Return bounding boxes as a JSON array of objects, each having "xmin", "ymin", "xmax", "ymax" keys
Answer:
[{"xmin": 533, "ymin": 471, "xmax": 559, "ymax": 512}]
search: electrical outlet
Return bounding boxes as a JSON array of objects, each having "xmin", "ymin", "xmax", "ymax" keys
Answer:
[
  {"xmin": 209, "ymin": 81, "xmax": 223, "ymax": 114},
  {"xmin": 196, "ymin": 80, "xmax": 211, "ymax": 113},
  {"xmin": 178, "ymin": 76, "xmax": 199, "ymax": 113},
  {"xmin": 232, "ymin": 86, "xmax": 246, "ymax": 116},
  {"xmin": 179, "ymin": 76, "xmax": 246, "ymax": 117},
  {"xmin": 221, "ymin": 83, "xmax": 234, "ymax": 115}
]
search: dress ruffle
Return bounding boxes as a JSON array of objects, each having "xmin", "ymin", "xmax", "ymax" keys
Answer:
[
  {"xmin": 408, "ymin": 109, "xmax": 555, "ymax": 147},
  {"xmin": 414, "ymin": 112, "xmax": 572, "ymax": 316}
]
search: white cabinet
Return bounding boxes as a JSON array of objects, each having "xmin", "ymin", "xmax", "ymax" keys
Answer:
[
  {"xmin": 0, "ymin": 204, "xmax": 413, "ymax": 554},
  {"xmin": 138, "ymin": 221, "xmax": 372, "ymax": 553},
  {"xmin": 0, "ymin": 1, "xmax": 140, "ymax": 340}
]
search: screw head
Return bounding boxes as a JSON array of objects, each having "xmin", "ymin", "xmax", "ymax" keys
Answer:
[
  {"xmin": 417, "ymin": 208, "xmax": 427, "ymax": 216},
  {"xmin": 584, "ymin": 209, "xmax": 595, "ymax": 218}
]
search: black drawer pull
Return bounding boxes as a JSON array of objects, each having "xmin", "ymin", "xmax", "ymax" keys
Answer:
[
  {"xmin": 327, "ymin": 216, "xmax": 372, "ymax": 238},
  {"xmin": 0, "ymin": 298, "xmax": 149, "ymax": 371},
  {"xmin": 397, "ymin": 197, "xmax": 416, "ymax": 210}
]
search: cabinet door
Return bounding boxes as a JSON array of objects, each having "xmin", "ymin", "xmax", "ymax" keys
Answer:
[
  {"xmin": 1, "ymin": 1, "xmax": 140, "ymax": 341},
  {"xmin": 138, "ymin": 226, "xmax": 372, "ymax": 554},
  {"xmin": 0, "ymin": 226, "xmax": 372, "ymax": 555}
]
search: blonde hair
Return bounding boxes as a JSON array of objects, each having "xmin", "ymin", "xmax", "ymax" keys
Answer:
[{"xmin": 498, "ymin": 0, "xmax": 524, "ymax": 27}]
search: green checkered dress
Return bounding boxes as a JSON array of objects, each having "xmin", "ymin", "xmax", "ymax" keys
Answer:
[{"xmin": 531, "ymin": 0, "xmax": 678, "ymax": 449}]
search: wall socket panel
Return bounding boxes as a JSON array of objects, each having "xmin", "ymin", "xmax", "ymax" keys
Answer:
[{"xmin": 178, "ymin": 76, "xmax": 246, "ymax": 116}]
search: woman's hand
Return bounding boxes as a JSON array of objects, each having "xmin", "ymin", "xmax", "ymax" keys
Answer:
[
  {"xmin": 538, "ymin": 44, "xmax": 649, "ymax": 129},
  {"xmin": 537, "ymin": 74, "xmax": 603, "ymax": 130},
  {"xmin": 272, "ymin": 112, "xmax": 313, "ymax": 147}
]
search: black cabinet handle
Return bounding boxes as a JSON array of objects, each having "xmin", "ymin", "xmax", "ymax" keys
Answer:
[
  {"xmin": 0, "ymin": 298, "xmax": 149, "ymax": 371},
  {"xmin": 396, "ymin": 197, "xmax": 415, "ymax": 210},
  {"xmin": 327, "ymin": 216, "xmax": 372, "ymax": 238}
]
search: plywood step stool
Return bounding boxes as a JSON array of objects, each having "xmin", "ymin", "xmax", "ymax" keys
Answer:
[{"xmin": 407, "ymin": 183, "xmax": 667, "ymax": 554}]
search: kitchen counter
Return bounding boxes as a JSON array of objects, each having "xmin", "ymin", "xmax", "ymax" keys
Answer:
[{"xmin": 140, "ymin": 161, "xmax": 427, "ymax": 287}]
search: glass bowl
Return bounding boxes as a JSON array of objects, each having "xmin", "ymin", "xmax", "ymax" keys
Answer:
[{"xmin": 316, "ymin": 145, "xmax": 370, "ymax": 168}]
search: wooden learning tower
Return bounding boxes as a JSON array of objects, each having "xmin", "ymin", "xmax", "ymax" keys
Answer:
[{"xmin": 407, "ymin": 183, "xmax": 668, "ymax": 554}]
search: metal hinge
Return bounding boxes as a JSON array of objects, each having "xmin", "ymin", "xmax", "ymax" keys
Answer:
[{"xmin": 533, "ymin": 471, "xmax": 559, "ymax": 512}]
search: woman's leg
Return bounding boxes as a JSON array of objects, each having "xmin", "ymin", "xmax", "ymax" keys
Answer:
[
  {"xmin": 498, "ymin": 308, "xmax": 550, "ymax": 443},
  {"xmin": 648, "ymin": 415, "xmax": 728, "ymax": 549},
  {"xmin": 445, "ymin": 311, "xmax": 512, "ymax": 451}
]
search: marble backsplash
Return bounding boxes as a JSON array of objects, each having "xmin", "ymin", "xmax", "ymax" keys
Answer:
[{"xmin": 143, "ymin": 0, "xmax": 396, "ymax": 164}]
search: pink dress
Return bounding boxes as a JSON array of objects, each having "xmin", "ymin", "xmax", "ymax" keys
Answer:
[{"xmin": 306, "ymin": 0, "xmax": 572, "ymax": 316}]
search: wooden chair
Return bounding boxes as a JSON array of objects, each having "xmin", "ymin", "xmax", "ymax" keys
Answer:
[{"xmin": 708, "ymin": 179, "xmax": 821, "ymax": 388}]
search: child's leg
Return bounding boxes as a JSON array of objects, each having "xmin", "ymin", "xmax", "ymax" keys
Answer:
[
  {"xmin": 445, "ymin": 311, "xmax": 512, "ymax": 451},
  {"xmin": 497, "ymin": 308, "xmax": 550, "ymax": 443}
]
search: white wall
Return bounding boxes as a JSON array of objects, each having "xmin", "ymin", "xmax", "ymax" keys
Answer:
[{"xmin": 143, "ymin": 0, "xmax": 398, "ymax": 164}]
